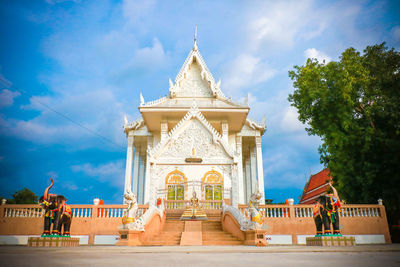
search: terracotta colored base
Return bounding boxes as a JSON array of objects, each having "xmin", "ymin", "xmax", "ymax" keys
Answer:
[
  {"xmin": 27, "ymin": 237, "xmax": 79, "ymax": 247},
  {"xmin": 116, "ymin": 229, "xmax": 142, "ymax": 246},
  {"xmin": 306, "ymin": 236, "xmax": 356, "ymax": 246},
  {"xmin": 243, "ymin": 229, "xmax": 268, "ymax": 246}
]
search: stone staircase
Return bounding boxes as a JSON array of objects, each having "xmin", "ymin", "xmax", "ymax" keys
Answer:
[
  {"xmin": 202, "ymin": 221, "xmax": 243, "ymax": 245},
  {"xmin": 143, "ymin": 220, "xmax": 185, "ymax": 246},
  {"xmin": 142, "ymin": 211, "xmax": 243, "ymax": 246}
]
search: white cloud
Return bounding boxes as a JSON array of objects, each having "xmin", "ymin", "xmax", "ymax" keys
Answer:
[
  {"xmin": 245, "ymin": 0, "xmax": 326, "ymax": 50},
  {"xmin": 121, "ymin": 38, "xmax": 169, "ymax": 72},
  {"xmin": 281, "ymin": 106, "xmax": 305, "ymax": 133},
  {"xmin": 0, "ymin": 89, "xmax": 20, "ymax": 108},
  {"xmin": 62, "ymin": 182, "xmax": 78, "ymax": 191},
  {"xmin": 222, "ymin": 54, "xmax": 276, "ymax": 97},
  {"xmin": 304, "ymin": 48, "xmax": 331, "ymax": 63},
  {"xmin": 71, "ymin": 160, "xmax": 125, "ymax": 187},
  {"xmin": 1, "ymin": 90, "xmax": 126, "ymax": 149},
  {"xmin": 392, "ymin": 26, "xmax": 400, "ymax": 41},
  {"xmin": 122, "ymin": 0, "xmax": 156, "ymax": 25},
  {"xmin": 46, "ymin": 171, "xmax": 59, "ymax": 179}
]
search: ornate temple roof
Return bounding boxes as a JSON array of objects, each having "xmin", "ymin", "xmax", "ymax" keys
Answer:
[{"xmin": 299, "ymin": 169, "xmax": 331, "ymax": 204}]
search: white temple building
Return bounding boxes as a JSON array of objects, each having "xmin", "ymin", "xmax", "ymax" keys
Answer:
[{"xmin": 123, "ymin": 35, "xmax": 266, "ymax": 206}]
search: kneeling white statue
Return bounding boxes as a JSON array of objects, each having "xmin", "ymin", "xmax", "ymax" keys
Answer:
[{"xmin": 118, "ymin": 189, "xmax": 145, "ymax": 231}]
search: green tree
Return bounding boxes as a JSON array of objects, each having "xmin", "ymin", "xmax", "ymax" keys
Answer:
[
  {"xmin": 288, "ymin": 43, "xmax": 400, "ymax": 235},
  {"xmin": 8, "ymin": 188, "xmax": 38, "ymax": 204}
]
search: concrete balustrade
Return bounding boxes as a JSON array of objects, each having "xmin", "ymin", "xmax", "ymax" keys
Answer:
[
  {"xmin": 235, "ymin": 204, "xmax": 391, "ymax": 244},
  {"xmin": 0, "ymin": 203, "xmax": 391, "ymax": 245}
]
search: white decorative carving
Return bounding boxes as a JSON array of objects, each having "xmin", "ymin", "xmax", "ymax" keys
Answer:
[
  {"xmin": 160, "ymin": 120, "xmax": 227, "ymax": 160},
  {"xmin": 119, "ymin": 205, "xmax": 164, "ymax": 232},
  {"xmin": 222, "ymin": 203, "xmax": 255, "ymax": 231},
  {"xmin": 148, "ymin": 102, "xmax": 234, "ymax": 161},
  {"xmin": 124, "ymin": 118, "xmax": 145, "ymax": 133},
  {"xmin": 175, "ymin": 61, "xmax": 213, "ymax": 97}
]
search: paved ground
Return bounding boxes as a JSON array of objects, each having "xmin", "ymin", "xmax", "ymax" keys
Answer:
[{"xmin": 1, "ymin": 245, "xmax": 400, "ymax": 267}]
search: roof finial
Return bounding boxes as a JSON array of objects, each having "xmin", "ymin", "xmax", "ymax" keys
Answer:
[{"xmin": 193, "ymin": 25, "xmax": 198, "ymax": 51}]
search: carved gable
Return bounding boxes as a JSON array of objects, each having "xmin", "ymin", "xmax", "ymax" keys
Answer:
[
  {"xmin": 158, "ymin": 119, "xmax": 230, "ymax": 160},
  {"xmin": 175, "ymin": 60, "xmax": 213, "ymax": 98}
]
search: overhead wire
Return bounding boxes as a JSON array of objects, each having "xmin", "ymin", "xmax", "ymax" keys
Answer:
[{"xmin": 0, "ymin": 76, "xmax": 126, "ymax": 151}]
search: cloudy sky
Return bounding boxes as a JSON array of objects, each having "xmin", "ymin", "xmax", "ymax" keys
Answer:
[{"xmin": 0, "ymin": 0, "xmax": 399, "ymax": 204}]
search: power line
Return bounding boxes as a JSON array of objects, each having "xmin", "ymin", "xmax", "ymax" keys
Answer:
[{"xmin": 0, "ymin": 77, "xmax": 126, "ymax": 150}]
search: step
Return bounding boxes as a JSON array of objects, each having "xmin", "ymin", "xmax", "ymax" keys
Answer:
[{"xmin": 202, "ymin": 240, "xmax": 243, "ymax": 245}]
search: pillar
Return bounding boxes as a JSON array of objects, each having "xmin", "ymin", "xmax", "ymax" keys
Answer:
[
  {"xmin": 144, "ymin": 136, "xmax": 153, "ymax": 204},
  {"xmin": 132, "ymin": 146, "xmax": 140, "ymax": 196},
  {"xmin": 222, "ymin": 121, "xmax": 228, "ymax": 143},
  {"xmin": 123, "ymin": 135, "xmax": 134, "ymax": 202},
  {"xmin": 138, "ymin": 150, "xmax": 146, "ymax": 204},
  {"xmin": 236, "ymin": 136, "xmax": 245, "ymax": 204},
  {"xmin": 256, "ymin": 136, "xmax": 265, "ymax": 204},
  {"xmin": 231, "ymin": 164, "xmax": 239, "ymax": 207},
  {"xmin": 161, "ymin": 121, "xmax": 168, "ymax": 142},
  {"xmin": 250, "ymin": 146, "xmax": 257, "ymax": 195},
  {"xmin": 245, "ymin": 152, "xmax": 251, "ymax": 203}
]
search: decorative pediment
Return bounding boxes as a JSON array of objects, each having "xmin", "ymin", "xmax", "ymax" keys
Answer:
[
  {"xmin": 169, "ymin": 45, "xmax": 225, "ymax": 99},
  {"xmin": 148, "ymin": 102, "xmax": 235, "ymax": 161}
]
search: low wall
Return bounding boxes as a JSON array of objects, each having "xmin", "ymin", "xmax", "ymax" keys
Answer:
[
  {"xmin": 0, "ymin": 203, "xmax": 391, "ymax": 245},
  {"xmin": 236, "ymin": 204, "xmax": 391, "ymax": 244},
  {"xmin": 0, "ymin": 204, "xmax": 148, "ymax": 245}
]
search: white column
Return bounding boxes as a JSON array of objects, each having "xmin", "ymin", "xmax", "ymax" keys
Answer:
[
  {"xmin": 236, "ymin": 136, "xmax": 245, "ymax": 204},
  {"xmin": 138, "ymin": 151, "xmax": 145, "ymax": 204},
  {"xmin": 132, "ymin": 146, "xmax": 140, "ymax": 196},
  {"xmin": 231, "ymin": 164, "xmax": 239, "ymax": 207},
  {"xmin": 144, "ymin": 136, "xmax": 153, "ymax": 204},
  {"xmin": 123, "ymin": 135, "xmax": 134, "ymax": 202},
  {"xmin": 222, "ymin": 121, "xmax": 228, "ymax": 143},
  {"xmin": 250, "ymin": 146, "xmax": 257, "ymax": 195},
  {"xmin": 161, "ymin": 121, "xmax": 168, "ymax": 142},
  {"xmin": 245, "ymin": 152, "xmax": 251, "ymax": 204},
  {"xmin": 256, "ymin": 136, "xmax": 265, "ymax": 204}
]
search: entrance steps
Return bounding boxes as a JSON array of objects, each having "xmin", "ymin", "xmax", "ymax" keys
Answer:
[
  {"xmin": 143, "ymin": 213, "xmax": 243, "ymax": 246},
  {"xmin": 202, "ymin": 221, "xmax": 243, "ymax": 246},
  {"xmin": 143, "ymin": 220, "xmax": 184, "ymax": 246}
]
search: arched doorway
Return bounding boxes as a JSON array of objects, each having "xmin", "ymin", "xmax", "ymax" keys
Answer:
[
  {"xmin": 202, "ymin": 169, "xmax": 223, "ymax": 201},
  {"xmin": 165, "ymin": 169, "xmax": 187, "ymax": 200}
]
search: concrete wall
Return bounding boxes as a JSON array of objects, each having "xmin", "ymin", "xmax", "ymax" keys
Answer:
[{"xmin": 0, "ymin": 203, "xmax": 391, "ymax": 245}]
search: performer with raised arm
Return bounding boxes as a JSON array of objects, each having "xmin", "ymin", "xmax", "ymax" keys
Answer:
[
  {"xmin": 326, "ymin": 180, "xmax": 342, "ymax": 235},
  {"xmin": 39, "ymin": 178, "xmax": 58, "ymax": 237}
]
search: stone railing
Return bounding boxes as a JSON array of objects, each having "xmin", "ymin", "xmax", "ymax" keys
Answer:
[
  {"xmin": 164, "ymin": 200, "xmax": 223, "ymax": 210},
  {"xmin": 140, "ymin": 95, "xmax": 169, "ymax": 107},
  {"xmin": 237, "ymin": 204, "xmax": 383, "ymax": 218},
  {"xmin": 2, "ymin": 204, "xmax": 149, "ymax": 218}
]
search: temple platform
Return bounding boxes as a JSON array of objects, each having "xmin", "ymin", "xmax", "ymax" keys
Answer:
[
  {"xmin": 27, "ymin": 237, "xmax": 80, "ymax": 247},
  {"xmin": 306, "ymin": 236, "xmax": 355, "ymax": 246}
]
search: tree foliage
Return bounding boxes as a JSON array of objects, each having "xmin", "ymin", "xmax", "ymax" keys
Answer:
[
  {"xmin": 288, "ymin": 43, "xmax": 400, "ymax": 227},
  {"xmin": 3, "ymin": 188, "xmax": 38, "ymax": 204}
]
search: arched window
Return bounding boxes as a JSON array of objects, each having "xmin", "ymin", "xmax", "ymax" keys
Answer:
[
  {"xmin": 165, "ymin": 169, "xmax": 187, "ymax": 200},
  {"xmin": 202, "ymin": 169, "xmax": 223, "ymax": 201}
]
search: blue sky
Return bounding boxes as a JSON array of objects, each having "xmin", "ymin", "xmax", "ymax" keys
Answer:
[{"xmin": 0, "ymin": 0, "xmax": 399, "ymax": 204}]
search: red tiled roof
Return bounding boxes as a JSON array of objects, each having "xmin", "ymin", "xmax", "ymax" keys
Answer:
[{"xmin": 300, "ymin": 169, "xmax": 331, "ymax": 204}]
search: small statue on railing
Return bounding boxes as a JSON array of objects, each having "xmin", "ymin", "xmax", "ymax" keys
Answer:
[
  {"xmin": 121, "ymin": 188, "xmax": 139, "ymax": 225},
  {"xmin": 313, "ymin": 181, "xmax": 342, "ymax": 236}
]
